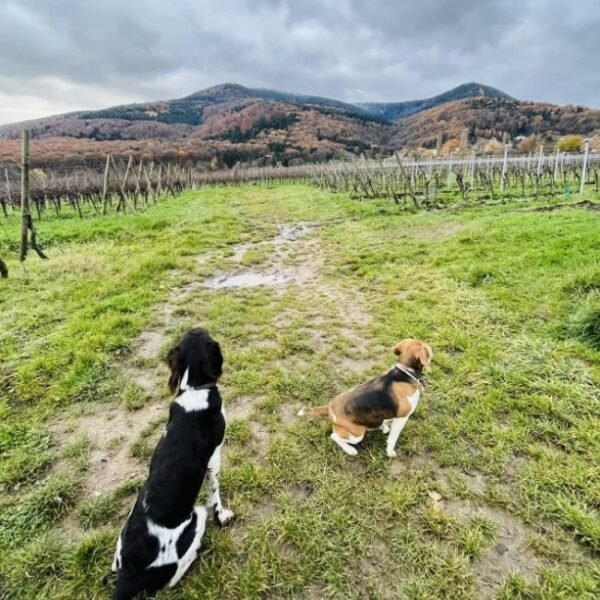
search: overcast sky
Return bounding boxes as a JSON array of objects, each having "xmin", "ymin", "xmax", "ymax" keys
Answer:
[{"xmin": 0, "ymin": 0, "xmax": 598, "ymax": 125}]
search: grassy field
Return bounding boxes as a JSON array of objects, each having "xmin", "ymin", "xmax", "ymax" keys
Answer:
[{"xmin": 0, "ymin": 184, "xmax": 599, "ymax": 599}]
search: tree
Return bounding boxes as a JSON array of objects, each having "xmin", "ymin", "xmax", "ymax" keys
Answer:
[
  {"xmin": 483, "ymin": 137, "xmax": 503, "ymax": 155},
  {"xmin": 517, "ymin": 135, "xmax": 540, "ymax": 153},
  {"xmin": 441, "ymin": 138, "xmax": 461, "ymax": 156},
  {"xmin": 558, "ymin": 135, "xmax": 584, "ymax": 152}
]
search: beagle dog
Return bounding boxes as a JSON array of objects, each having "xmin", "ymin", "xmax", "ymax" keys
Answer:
[{"xmin": 298, "ymin": 339, "xmax": 432, "ymax": 457}]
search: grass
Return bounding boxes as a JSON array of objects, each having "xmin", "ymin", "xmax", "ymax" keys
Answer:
[{"xmin": 0, "ymin": 184, "xmax": 599, "ymax": 599}]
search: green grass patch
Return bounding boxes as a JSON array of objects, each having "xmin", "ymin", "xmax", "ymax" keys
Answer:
[{"xmin": 1, "ymin": 184, "xmax": 599, "ymax": 599}]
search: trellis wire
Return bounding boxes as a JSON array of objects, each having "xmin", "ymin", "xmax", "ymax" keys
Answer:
[{"xmin": 0, "ymin": 151, "xmax": 598, "ymax": 219}]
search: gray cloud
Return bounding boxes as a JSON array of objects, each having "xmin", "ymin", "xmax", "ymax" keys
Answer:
[{"xmin": 0, "ymin": 0, "xmax": 598, "ymax": 124}]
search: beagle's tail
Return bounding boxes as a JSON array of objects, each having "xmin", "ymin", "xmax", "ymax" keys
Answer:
[{"xmin": 297, "ymin": 405, "xmax": 329, "ymax": 417}]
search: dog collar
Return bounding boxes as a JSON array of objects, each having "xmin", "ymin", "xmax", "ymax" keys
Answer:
[
  {"xmin": 394, "ymin": 363, "xmax": 426, "ymax": 388},
  {"xmin": 178, "ymin": 368, "xmax": 217, "ymax": 393}
]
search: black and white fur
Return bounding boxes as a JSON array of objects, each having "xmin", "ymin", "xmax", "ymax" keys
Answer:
[{"xmin": 109, "ymin": 328, "xmax": 234, "ymax": 600}]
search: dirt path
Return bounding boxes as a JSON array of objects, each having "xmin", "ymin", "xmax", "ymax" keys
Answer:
[{"xmin": 51, "ymin": 221, "xmax": 358, "ymax": 500}]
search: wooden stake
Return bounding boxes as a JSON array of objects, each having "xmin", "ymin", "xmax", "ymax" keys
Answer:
[
  {"xmin": 536, "ymin": 145, "xmax": 544, "ymax": 176},
  {"xmin": 447, "ymin": 152, "xmax": 454, "ymax": 187},
  {"xmin": 4, "ymin": 168, "xmax": 12, "ymax": 208},
  {"xmin": 19, "ymin": 129, "xmax": 48, "ymax": 261},
  {"xmin": 102, "ymin": 154, "xmax": 110, "ymax": 214},
  {"xmin": 580, "ymin": 139, "xmax": 590, "ymax": 195},
  {"xmin": 20, "ymin": 129, "xmax": 30, "ymax": 261},
  {"xmin": 156, "ymin": 163, "xmax": 163, "ymax": 197},
  {"xmin": 141, "ymin": 162, "xmax": 153, "ymax": 203},
  {"xmin": 110, "ymin": 156, "xmax": 130, "ymax": 212},
  {"xmin": 395, "ymin": 153, "xmax": 420, "ymax": 209},
  {"xmin": 122, "ymin": 156, "xmax": 133, "ymax": 193},
  {"xmin": 500, "ymin": 144, "xmax": 509, "ymax": 193}
]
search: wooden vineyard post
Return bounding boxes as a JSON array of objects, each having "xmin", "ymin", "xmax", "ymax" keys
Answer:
[
  {"xmin": 19, "ymin": 129, "xmax": 48, "ymax": 263},
  {"xmin": 580, "ymin": 139, "xmax": 590, "ymax": 195},
  {"xmin": 447, "ymin": 152, "xmax": 454, "ymax": 187},
  {"xmin": 469, "ymin": 151, "xmax": 475, "ymax": 188},
  {"xmin": 535, "ymin": 145, "xmax": 544, "ymax": 197},
  {"xmin": 121, "ymin": 156, "xmax": 133, "ymax": 209},
  {"xmin": 132, "ymin": 160, "xmax": 143, "ymax": 210},
  {"xmin": 4, "ymin": 168, "xmax": 12, "ymax": 214},
  {"xmin": 110, "ymin": 156, "xmax": 130, "ymax": 212},
  {"xmin": 20, "ymin": 129, "xmax": 30, "ymax": 260},
  {"xmin": 102, "ymin": 154, "xmax": 111, "ymax": 215},
  {"xmin": 395, "ymin": 153, "xmax": 420, "ymax": 209},
  {"xmin": 156, "ymin": 164, "xmax": 163, "ymax": 198},
  {"xmin": 500, "ymin": 144, "xmax": 509, "ymax": 193},
  {"xmin": 164, "ymin": 163, "xmax": 176, "ymax": 196},
  {"xmin": 0, "ymin": 170, "xmax": 8, "ymax": 272},
  {"xmin": 143, "ymin": 162, "xmax": 154, "ymax": 203}
]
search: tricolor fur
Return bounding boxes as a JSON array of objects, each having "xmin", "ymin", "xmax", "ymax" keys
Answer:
[{"xmin": 298, "ymin": 339, "xmax": 433, "ymax": 457}]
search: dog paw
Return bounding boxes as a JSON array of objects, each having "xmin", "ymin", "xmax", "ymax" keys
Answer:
[
  {"xmin": 381, "ymin": 424, "xmax": 390, "ymax": 434},
  {"xmin": 216, "ymin": 508, "xmax": 235, "ymax": 527},
  {"xmin": 344, "ymin": 446, "xmax": 358, "ymax": 456},
  {"xmin": 386, "ymin": 449, "xmax": 397, "ymax": 458}
]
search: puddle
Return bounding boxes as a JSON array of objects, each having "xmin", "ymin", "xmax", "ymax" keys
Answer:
[
  {"xmin": 204, "ymin": 271, "xmax": 290, "ymax": 289},
  {"xmin": 206, "ymin": 222, "xmax": 321, "ymax": 290},
  {"xmin": 273, "ymin": 222, "xmax": 314, "ymax": 244},
  {"xmin": 232, "ymin": 243, "xmax": 252, "ymax": 262},
  {"xmin": 231, "ymin": 222, "xmax": 315, "ymax": 263}
]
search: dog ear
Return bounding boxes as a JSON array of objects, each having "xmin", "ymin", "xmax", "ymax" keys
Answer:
[
  {"xmin": 203, "ymin": 340, "xmax": 223, "ymax": 380},
  {"xmin": 166, "ymin": 345, "xmax": 182, "ymax": 394},
  {"xmin": 415, "ymin": 345, "xmax": 432, "ymax": 370},
  {"xmin": 392, "ymin": 342, "xmax": 404, "ymax": 357}
]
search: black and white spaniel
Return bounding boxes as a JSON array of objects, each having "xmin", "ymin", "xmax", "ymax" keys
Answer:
[{"xmin": 109, "ymin": 327, "xmax": 234, "ymax": 600}]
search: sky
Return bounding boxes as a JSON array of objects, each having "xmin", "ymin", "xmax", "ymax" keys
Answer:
[{"xmin": 0, "ymin": 0, "xmax": 598, "ymax": 125}]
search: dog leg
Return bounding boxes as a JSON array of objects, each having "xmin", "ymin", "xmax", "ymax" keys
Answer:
[
  {"xmin": 168, "ymin": 507, "xmax": 207, "ymax": 588},
  {"xmin": 330, "ymin": 432, "xmax": 357, "ymax": 455},
  {"xmin": 386, "ymin": 416, "xmax": 410, "ymax": 458},
  {"xmin": 330, "ymin": 429, "xmax": 363, "ymax": 456},
  {"xmin": 380, "ymin": 420, "xmax": 391, "ymax": 435},
  {"xmin": 207, "ymin": 445, "xmax": 234, "ymax": 526},
  {"xmin": 110, "ymin": 535, "xmax": 122, "ymax": 573}
]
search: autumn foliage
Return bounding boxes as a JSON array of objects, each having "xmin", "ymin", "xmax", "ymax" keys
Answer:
[
  {"xmin": 1, "ymin": 85, "xmax": 599, "ymax": 168},
  {"xmin": 558, "ymin": 135, "xmax": 584, "ymax": 152}
]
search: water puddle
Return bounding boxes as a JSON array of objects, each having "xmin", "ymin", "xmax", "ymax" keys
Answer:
[
  {"xmin": 203, "ymin": 222, "xmax": 320, "ymax": 290},
  {"xmin": 204, "ymin": 271, "xmax": 290, "ymax": 289},
  {"xmin": 232, "ymin": 222, "xmax": 316, "ymax": 263},
  {"xmin": 273, "ymin": 222, "xmax": 313, "ymax": 244}
]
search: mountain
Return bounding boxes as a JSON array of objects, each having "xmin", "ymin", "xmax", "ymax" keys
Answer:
[
  {"xmin": 355, "ymin": 82, "xmax": 514, "ymax": 121},
  {"xmin": 389, "ymin": 96, "xmax": 600, "ymax": 149},
  {"xmin": 0, "ymin": 83, "xmax": 382, "ymax": 138},
  {"xmin": 0, "ymin": 82, "xmax": 598, "ymax": 167},
  {"xmin": 0, "ymin": 83, "xmax": 391, "ymax": 166}
]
